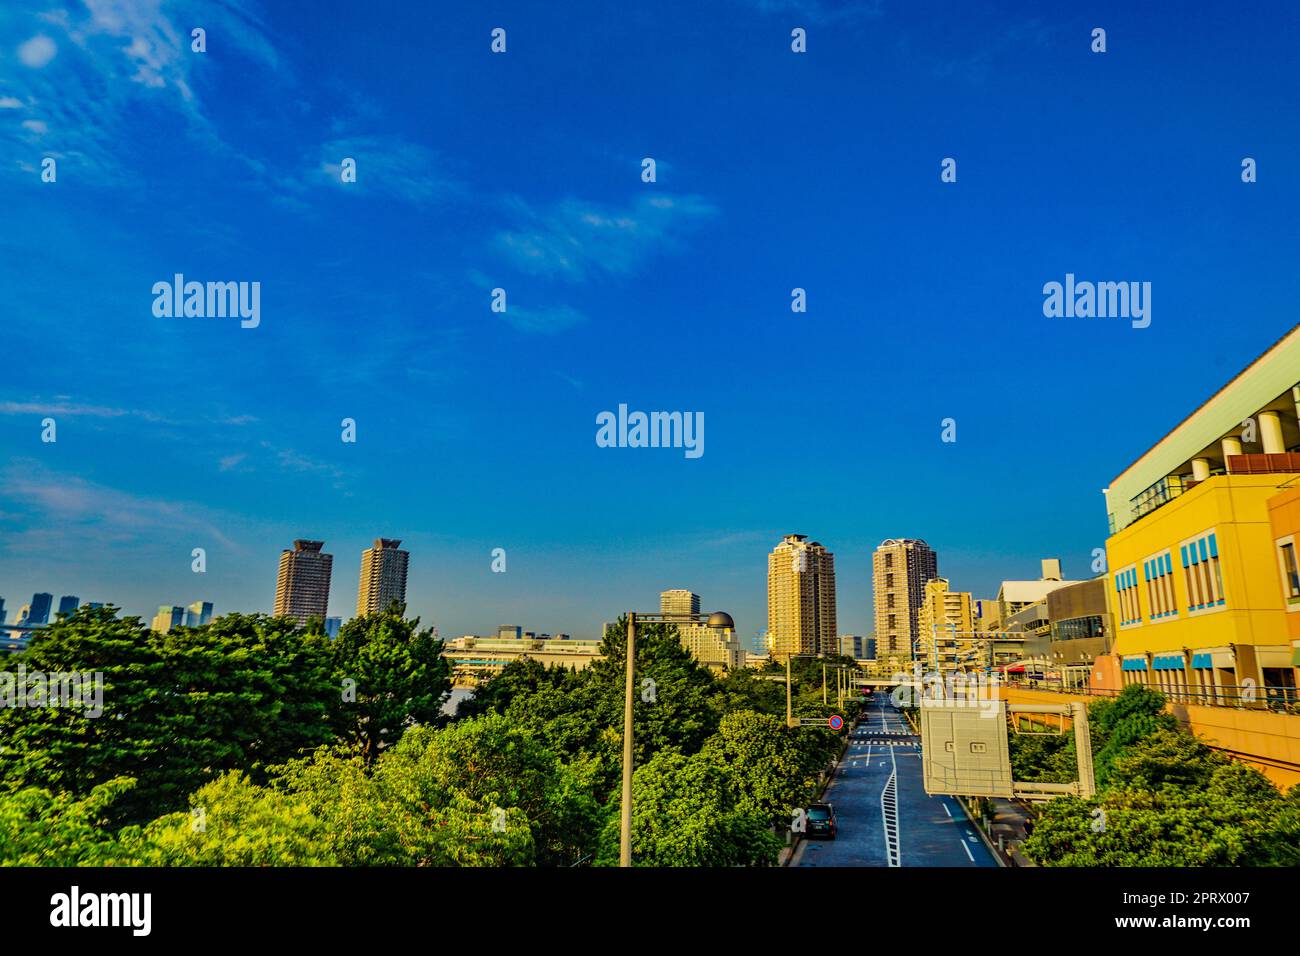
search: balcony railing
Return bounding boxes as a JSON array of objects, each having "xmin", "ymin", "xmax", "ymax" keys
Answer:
[
  {"xmin": 1129, "ymin": 474, "xmax": 1186, "ymax": 524},
  {"xmin": 1226, "ymin": 452, "xmax": 1300, "ymax": 475},
  {"xmin": 1002, "ymin": 680, "xmax": 1300, "ymax": 714}
]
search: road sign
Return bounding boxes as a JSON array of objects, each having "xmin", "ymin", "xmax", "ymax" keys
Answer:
[{"xmin": 828, "ymin": 715, "xmax": 844, "ymax": 730}]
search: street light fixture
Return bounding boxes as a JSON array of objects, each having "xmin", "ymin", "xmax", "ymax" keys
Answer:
[{"xmin": 619, "ymin": 609, "xmax": 734, "ymax": 867}]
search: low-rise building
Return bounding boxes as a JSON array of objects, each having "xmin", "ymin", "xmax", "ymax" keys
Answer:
[
  {"xmin": 1045, "ymin": 578, "xmax": 1114, "ymax": 689},
  {"xmin": 442, "ymin": 634, "xmax": 603, "ymax": 685},
  {"xmin": 1103, "ymin": 322, "xmax": 1300, "ymax": 703}
]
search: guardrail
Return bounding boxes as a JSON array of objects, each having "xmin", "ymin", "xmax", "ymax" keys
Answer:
[{"xmin": 1002, "ymin": 680, "xmax": 1300, "ymax": 714}]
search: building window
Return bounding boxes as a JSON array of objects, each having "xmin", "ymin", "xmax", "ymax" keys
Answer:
[
  {"xmin": 1114, "ymin": 565, "xmax": 1141, "ymax": 626},
  {"xmin": 1179, "ymin": 530, "xmax": 1225, "ymax": 613},
  {"xmin": 1278, "ymin": 537, "xmax": 1300, "ymax": 605},
  {"xmin": 1143, "ymin": 550, "xmax": 1177, "ymax": 621}
]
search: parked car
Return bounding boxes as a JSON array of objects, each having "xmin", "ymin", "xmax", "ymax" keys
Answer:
[{"xmin": 804, "ymin": 802, "xmax": 837, "ymax": 839}]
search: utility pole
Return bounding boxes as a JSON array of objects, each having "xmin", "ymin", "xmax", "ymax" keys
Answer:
[
  {"xmin": 620, "ymin": 613, "xmax": 636, "ymax": 867},
  {"xmin": 786, "ymin": 653, "xmax": 794, "ymax": 728},
  {"xmin": 822, "ymin": 663, "xmax": 827, "ymax": 705}
]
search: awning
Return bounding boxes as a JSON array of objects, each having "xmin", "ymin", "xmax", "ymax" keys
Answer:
[
  {"xmin": 1190, "ymin": 652, "xmax": 1213, "ymax": 669},
  {"xmin": 1122, "ymin": 657, "xmax": 1148, "ymax": 672},
  {"xmin": 1152, "ymin": 654, "xmax": 1185, "ymax": 671}
]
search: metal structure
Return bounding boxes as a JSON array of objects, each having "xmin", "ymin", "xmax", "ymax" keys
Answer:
[
  {"xmin": 782, "ymin": 654, "xmax": 857, "ymax": 729},
  {"xmin": 920, "ymin": 699, "xmax": 1095, "ymax": 802},
  {"xmin": 923, "ymin": 626, "xmax": 1053, "ymax": 677},
  {"xmin": 620, "ymin": 610, "xmax": 733, "ymax": 867}
]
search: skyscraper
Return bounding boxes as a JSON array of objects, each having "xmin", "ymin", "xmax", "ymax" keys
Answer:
[
  {"xmin": 0, "ymin": 598, "xmax": 6, "ymax": 624},
  {"xmin": 274, "ymin": 539, "xmax": 334, "ymax": 625},
  {"xmin": 152, "ymin": 605, "xmax": 186, "ymax": 633},
  {"xmin": 767, "ymin": 534, "xmax": 837, "ymax": 660},
  {"xmin": 27, "ymin": 593, "xmax": 53, "ymax": 626},
  {"xmin": 56, "ymin": 595, "xmax": 79, "ymax": 617},
  {"xmin": 356, "ymin": 538, "xmax": 409, "ymax": 617},
  {"xmin": 872, "ymin": 539, "xmax": 939, "ymax": 666},
  {"xmin": 185, "ymin": 601, "xmax": 214, "ymax": 627},
  {"xmin": 660, "ymin": 589, "xmax": 700, "ymax": 618}
]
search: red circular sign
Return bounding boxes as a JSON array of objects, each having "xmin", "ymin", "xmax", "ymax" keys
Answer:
[{"xmin": 828, "ymin": 715, "xmax": 844, "ymax": 730}]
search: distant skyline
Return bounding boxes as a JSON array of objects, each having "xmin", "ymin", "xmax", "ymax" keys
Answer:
[{"xmin": 3, "ymin": 1, "xmax": 1299, "ymax": 639}]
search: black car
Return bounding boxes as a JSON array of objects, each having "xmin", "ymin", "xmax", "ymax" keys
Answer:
[{"xmin": 804, "ymin": 802, "xmax": 837, "ymax": 839}]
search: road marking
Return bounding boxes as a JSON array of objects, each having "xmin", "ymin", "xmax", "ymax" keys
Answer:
[
  {"xmin": 881, "ymin": 726, "xmax": 901, "ymax": 867},
  {"xmin": 942, "ymin": 803, "xmax": 951, "ymax": 818},
  {"xmin": 961, "ymin": 840, "xmax": 974, "ymax": 863},
  {"xmin": 880, "ymin": 770, "xmax": 899, "ymax": 867}
]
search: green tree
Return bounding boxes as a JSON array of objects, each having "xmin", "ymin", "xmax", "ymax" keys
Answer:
[
  {"xmin": 118, "ymin": 772, "xmax": 339, "ymax": 866},
  {"xmin": 1022, "ymin": 727, "xmax": 1298, "ymax": 866},
  {"xmin": 0, "ymin": 607, "xmax": 338, "ymax": 823},
  {"xmin": 369, "ymin": 715, "xmax": 601, "ymax": 866},
  {"xmin": 0, "ymin": 779, "xmax": 135, "ymax": 866},
  {"xmin": 702, "ymin": 710, "xmax": 820, "ymax": 828},
  {"xmin": 329, "ymin": 603, "xmax": 451, "ymax": 762},
  {"xmin": 133, "ymin": 715, "xmax": 594, "ymax": 867},
  {"xmin": 1087, "ymin": 684, "xmax": 1178, "ymax": 787},
  {"xmin": 599, "ymin": 748, "xmax": 782, "ymax": 867}
]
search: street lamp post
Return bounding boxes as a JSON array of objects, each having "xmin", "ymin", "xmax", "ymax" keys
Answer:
[
  {"xmin": 619, "ymin": 609, "xmax": 735, "ymax": 866},
  {"xmin": 620, "ymin": 613, "xmax": 636, "ymax": 867}
]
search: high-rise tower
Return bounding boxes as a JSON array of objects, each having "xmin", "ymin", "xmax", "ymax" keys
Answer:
[
  {"xmin": 767, "ymin": 534, "xmax": 837, "ymax": 660},
  {"xmin": 659, "ymin": 589, "xmax": 700, "ymax": 618},
  {"xmin": 872, "ymin": 538, "xmax": 938, "ymax": 665},
  {"xmin": 356, "ymin": 538, "xmax": 409, "ymax": 617},
  {"xmin": 274, "ymin": 539, "xmax": 334, "ymax": 625}
]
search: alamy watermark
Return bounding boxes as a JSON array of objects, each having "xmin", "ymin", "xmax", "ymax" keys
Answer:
[
  {"xmin": 890, "ymin": 664, "xmax": 1002, "ymax": 718},
  {"xmin": 595, "ymin": 404, "xmax": 704, "ymax": 459},
  {"xmin": 152, "ymin": 274, "xmax": 260, "ymax": 329},
  {"xmin": 1042, "ymin": 273, "xmax": 1150, "ymax": 329},
  {"xmin": 0, "ymin": 665, "xmax": 104, "ymax": 718}
]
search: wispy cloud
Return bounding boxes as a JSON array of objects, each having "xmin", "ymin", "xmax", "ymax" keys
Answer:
[
  {"xmin": 741, "ymin": 0, "xmax": 883, "ymax": 24},
  {"xmin": 0, "ymin": 459, "xmax": 239, "ymax": 552},
  {"xmin": 495, "ymin": 193, "xmax": 718, "ymax": 282},
  {"xmin": 1, "ymin": 0, "xmax": 283, "ymax": 181},
  {"xmin": 0, "ymin": 398, "xmax": 259, "ymax": 428},
  {"xmin": 312, "ymin": 135, "xmax": 461, "ymax": 204},
  {"xmin": 0, "ymin": 399, "xmax": 168, "ymax": 422},
  {"xmin": 501, "ymin": 303, "xmax": 587, "ymax": 335}
]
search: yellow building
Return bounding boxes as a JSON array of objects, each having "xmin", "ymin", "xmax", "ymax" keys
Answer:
[
  {"xmin": 1267, "ymin": 485, "xmax": 1300, "ymax": 659},
  {"xmin": 767, "ymin": 534, "xmax": 837, "ymax": 659},
  {"xmin": 1104, "ymin": 322, "xmax": 1300, "ymax": 702},
  {"xmin": 677, "ymin": 613, "xmax": 745, "ymax": 672},
  {"xmin": 916, "ymin": 578, "xmax": 975, "ymax": 673}
]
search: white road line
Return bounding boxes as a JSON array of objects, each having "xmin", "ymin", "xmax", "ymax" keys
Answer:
[
  {"xmin": 942, "ymin": 803, "xmax": 951, "ymax": 817},
  {"xmin": 882, "ymin": 726, "xmax": 901, "ymax": 867},
  {"xmin": 961, "ymin": 840, "xmax": 974, "ymax": 863}
]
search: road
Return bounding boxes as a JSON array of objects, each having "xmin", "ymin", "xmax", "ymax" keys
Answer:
[{"xmin": 791, "ymin": 692, "xmax": 998, "ymax": 868}]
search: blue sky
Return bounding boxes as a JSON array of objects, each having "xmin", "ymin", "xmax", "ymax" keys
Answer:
[{"xmin": 2, "ymin": 0, "xmax": 1298, "ymax": 641}]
